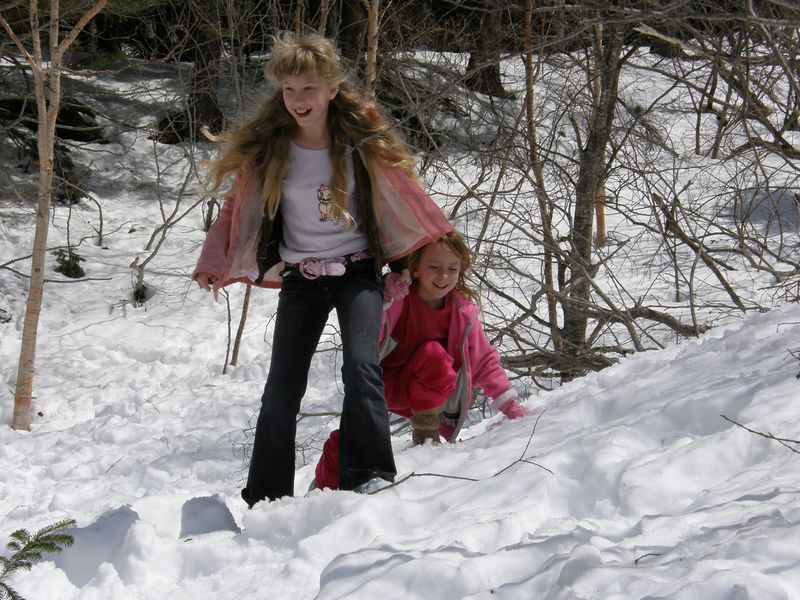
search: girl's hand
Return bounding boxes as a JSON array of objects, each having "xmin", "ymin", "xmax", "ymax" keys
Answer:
[
  {"xmin": 195, "ymin": 272, "xmax": 219, "ymax": 292},
  {"xmin": 498, "ymin": 398, "xmax": 529, "ymax": 419},
  {"xmin": 383, "ymin": 269, "xmax": 411, "ymax": 309}
]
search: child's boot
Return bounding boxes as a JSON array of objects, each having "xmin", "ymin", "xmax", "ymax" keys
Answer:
[{"xmin": 411, "ymin": 406, "xmax": 443, "ymax": 446}]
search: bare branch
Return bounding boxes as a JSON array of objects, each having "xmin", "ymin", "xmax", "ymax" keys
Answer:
[{"xmin": 722, "ymin": 414, "xmax": 800, "ymax": 454}]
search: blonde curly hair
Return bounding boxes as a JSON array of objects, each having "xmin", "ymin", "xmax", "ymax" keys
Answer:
[{"xmin": 204, "ymin": 31, "xmax": 418, "ymax": 226}]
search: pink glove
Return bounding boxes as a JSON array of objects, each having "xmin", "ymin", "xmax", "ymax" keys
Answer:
[
  {"xmin": 498, "ymin": 398, "xmax": 529, "ymax": 419},
  {"xmin": 383, "ymin": 270, "xmax": 411, "ymax": 309}
]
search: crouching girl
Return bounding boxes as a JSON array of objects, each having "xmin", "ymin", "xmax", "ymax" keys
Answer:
[{"xmin": 314, "ymin": 230, "xmax": 528, "ymax": 490}]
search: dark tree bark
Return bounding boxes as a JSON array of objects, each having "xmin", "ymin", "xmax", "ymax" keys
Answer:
[
  {"xmin": 337, "ymin": 0, "xmax": 367, "ymax": 71},
  {"xmin": 153, "ymin": 1, "xmax": 223, "ymax": 144},
  {"xmin": 187, "ymin": 20, "xmax": 224, "ymax": 134},
  {"xmin": 560, "ymin": 17, "xmax": 625, "ymax": 377},
  {"xmin": 465, "ymin": 49, "xmax": 515, "ymax": 99},
  {"xmin": 464, "ymin": 5, "xmax": 514, "ymax": 99}
]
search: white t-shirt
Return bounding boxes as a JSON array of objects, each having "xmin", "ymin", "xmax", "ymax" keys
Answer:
[{"xmin": 279, "ymin": 142, "xmax": 368, "ymax": 263}]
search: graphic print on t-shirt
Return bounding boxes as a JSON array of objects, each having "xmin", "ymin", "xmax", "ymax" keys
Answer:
[{"xmin": 317, "ymin": 183, "xmax": 338, "ymax": 223}]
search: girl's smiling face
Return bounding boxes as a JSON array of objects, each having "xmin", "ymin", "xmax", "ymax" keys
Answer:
[
  {"xmin": 413, "ymin": 242, "xmax": 462, "ymax": 309},
  {"xmin": 282, "ymin": 73, "xmax": 339, "ymax": 146}
]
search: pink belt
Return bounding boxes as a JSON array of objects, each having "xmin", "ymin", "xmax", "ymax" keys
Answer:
[{"xmin": 288, "ymin": 249, "xmax": 372, "ymax": 280}]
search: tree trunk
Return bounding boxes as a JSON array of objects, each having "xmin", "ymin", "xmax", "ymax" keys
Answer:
[
  {"xmin": 465, "ymin": 51, "xmax": 511, "ymax": 99},
  {"xmin": 338, "ymin": 0, "xmax": 367, "ymax": 70},
  {"xmin": 594, "ymin": 188, "xmax": 607, "ymax": 247},
  {"xmin": 230, "ymin": 286, "xmax": 252, "ymax": 367},
  {"xmin": 295, "ymin": 0, "xmax": 304, "ymax": 34},
  {"xmin": 591, "ymin": 17, "xmax": 607, "ymax": 248},
  {"xmin": 363, "ymin": 0, "xmax": 380, "ymax": 99},
  {"xmin": 188, "ymin": 24, "xmax": 223, "ymax": 138},
  {"xmin": 561, "ymin": 19, "xmax": 624, "ymax": 375},
  {"xmin": 464, "ymin": 6, "xmax": 513, "ymax": 99},
  {"xmin": 3, "ymin": 0, "xmax": 108, "ymax": 430},
  {"xmin": 524, "ymin": 0, "xmax": 562, "ymax": 354},
  {"xmin": 14, "ymin": 132, "xmax": 54, "ymax": 430},
  {"xmin": 318, "ymin": 0, "xmax": 330, "ymax": 35},
  {"xmin": 153, "ymin": 2, "xmax": 223, "ymax": 144},
  {"xmin": 12, "ymin": 6, "xmax": 58, "ymax": 431}
]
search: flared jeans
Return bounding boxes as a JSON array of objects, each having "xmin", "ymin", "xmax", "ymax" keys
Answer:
[
  {"xmin": 314, "ymin": 339, "xmax": 458, "ymax": 490},
  {"xmin": 242, "ymin": 260, "xmax": 396, "ymax": 505}
]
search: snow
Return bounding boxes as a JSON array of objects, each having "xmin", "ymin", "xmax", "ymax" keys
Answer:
[
  {"xmin": 2, "ymin": 244, "xmax": 799, "ymax": 600},
  {"xmin": 2, "ymin": 52, "xmax": 800, "ymax": 599}
]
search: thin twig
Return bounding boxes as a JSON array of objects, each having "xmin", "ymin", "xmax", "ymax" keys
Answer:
[
  {"xmin": 0, "ymin": 264, "xmax": 112, "ymax": 283},
  {"xmin": 369, "ymin": 410, "xmax": 553, "ymax": 495},
  {"xmin": 296, "ymin": 411, "xmax": 341, "ymax": 423},
  {"xmin": 105, "ymin": 456, "xmax": 124, "ymax": 473},
  {"xmin": 722, "ymin": 414, "xmax": 800, "ymax": 454},
  {"xmin": 368, "ymin": 471, "xmax": 480, "ymax": 494},
  {"xmin": 635, "ymin": 552, "xmax": 662, "ymax": 565},
  {"xmin": 493, "ymin": 409, "xmax": 553, "ymax": 477}
]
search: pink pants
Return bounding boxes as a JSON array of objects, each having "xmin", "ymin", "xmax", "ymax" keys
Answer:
[{"xmin": 315, "ymin": 341, "xmax": 457, "ymax": 490}]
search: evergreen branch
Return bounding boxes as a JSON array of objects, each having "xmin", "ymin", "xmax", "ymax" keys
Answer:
[
  {"xmin": 0, "ymin": 519, "xmax": 76, "ymax": 600},
  {"xmin": 0, "ymin": 581, "xmax": 25, "ymax": 600}
]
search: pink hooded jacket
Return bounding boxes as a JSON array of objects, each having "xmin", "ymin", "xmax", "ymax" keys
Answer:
[
  {"xmin": 379, "ymin": 289, "xmax": 517, "ymax": 441},
  {"xmin": 193, "ymin": 153, "xmax": 453, "ymax": 298}
]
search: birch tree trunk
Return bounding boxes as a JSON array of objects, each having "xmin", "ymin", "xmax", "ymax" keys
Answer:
[
  {"xmin": 363, "ymin": 0, "xmax": 380, "ymax": 99},
  {"xmin": 1, "ymin": 0, "xmax": 107, "ymax": 430}
]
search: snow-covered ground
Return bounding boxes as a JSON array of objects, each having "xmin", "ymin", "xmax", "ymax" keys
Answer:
[
  {"xmin": 1, "ymin": 51, "xmax": 800, "ymax": 599},
  {"xmin": 2, "ymin": 249, "xmax": 799, "ymax": 598}
]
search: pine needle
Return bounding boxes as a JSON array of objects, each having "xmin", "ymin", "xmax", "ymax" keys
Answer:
[{"xmin": 0, "ymin": 519, "xmax": 76, "ymax": 600}]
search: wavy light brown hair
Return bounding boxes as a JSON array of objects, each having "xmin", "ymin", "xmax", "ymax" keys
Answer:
[
  {"xmin": 408, "ymin": 230, "xmax": 480, "ymax": 304},
  {"xmin": 204, "ymin": 32, "xmax": 418, "ymax": 225}
]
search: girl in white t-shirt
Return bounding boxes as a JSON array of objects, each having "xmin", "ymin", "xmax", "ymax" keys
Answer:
[{"xmin": 193, "ymin": 32, "xmax": 452, "ymax": 507}]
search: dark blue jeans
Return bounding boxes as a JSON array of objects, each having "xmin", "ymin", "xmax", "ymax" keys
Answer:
[{"xmin": 242, "ymin": 260, "xmax": 396, "ymax": 505}]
